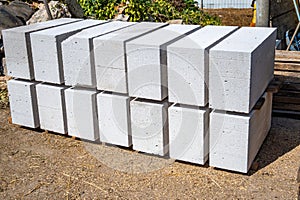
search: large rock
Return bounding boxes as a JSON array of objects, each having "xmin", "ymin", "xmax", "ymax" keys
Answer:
[
  {"xmin": 64, "ymin": 0, "xmax": 84, "ymax": 18},
  {"xmin": 27, "ymin": 1, "xmax": 72, "ymax": 25},
  {"xmin": 0, "ymin": 1, "xmax": 34, "ymax": 33},
  {"xmin": 7, "ymin": 1, "xmax": 35, "ymax": 23}
]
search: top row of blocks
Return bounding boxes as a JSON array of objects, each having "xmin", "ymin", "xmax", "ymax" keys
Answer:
[{"xmin": 2, "ymin": 19, "xmax": 276, "ymax": 113}]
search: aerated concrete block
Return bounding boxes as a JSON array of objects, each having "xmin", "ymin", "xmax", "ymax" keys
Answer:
[
  {"xmin": 62, "ymin": 21, "xmax": 136, "ymax": 88},
  {"xmin": 209, "ymin": 27, "xmax": 277, "ymax": 113},
  {"xmin": 130, "ymin": 99, "xmax": 169, "ymax": 156},
  {"xmin": 168, "ymin": 105, "xmax": 209, "ymax": 165},
  {"xmin": 36, "ymin": 83, "xmax": 67, "ymax": 134},
  {"xmin": 31, "ymin": 20, "xmax": 103, "ymax": 84},
  {"xmin": 209, "ymin": 92, "xmax": 273, "ymax": 173},
  {"xmin": 127, "ymin": 24, "xmax": 200, "ymax": 101},
  {"xmin": 7, "ymin": 79, "xmax": 39, "ymax": 128},
  {"xmin": 2, "ymin": 18, "xmax": 80, "ymax": 80},
  {"xmin": 97, "ymin": 92, "xmax": 131, "ymax": 147},
  {"xmin": 94, "ymin": 22, "xmax": 167, "ymax": 93},
  {"xmin": 65, "ymin": 88, "xmax": 99, "ymax": 141},
  {"xmin": 167, "ymin": 26, "xmax": 238, "ymax": 106}
]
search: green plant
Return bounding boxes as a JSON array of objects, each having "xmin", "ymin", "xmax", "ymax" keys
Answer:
[
  {"xmin": 79, "ymin": 0, "xmax": 119, "ymax": 19},
  {"xmin": 78, "ymin": 0, "xmax": 221, "ymax": 25},
  {"xmin": 122, "ymin": 0, "xmax": 151, "ymax": 22}
]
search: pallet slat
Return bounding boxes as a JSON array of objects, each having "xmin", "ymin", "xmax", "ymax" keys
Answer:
[
  {"xmin": 273, "ymin": 96, "xmax": 300, "ymax": 104},
  {"xmin": 274, "ymin": 62, "xmax": 300, "ymax": 72},
  {"xmin": 275, "ymin": 50, "xmax": 300, "ymax": 62},
  {"xmin": 273, "ymin": 102, "xmax": 300, "ymax": 111},
  {"xmin": 280, "ymin": 83, "xmax": 300, "ymax": 91},
  {"xmin": 273, "ymin": 50, "xmax": 300, "ymax": 114}
]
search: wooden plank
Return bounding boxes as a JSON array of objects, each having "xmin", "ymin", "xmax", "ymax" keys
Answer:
[
  {"xmin": 272, "ymin": 109, "xmax": 300, "ymax": 119},
  {"xmin": 273, "ymin": 96, "xmax": 300, "ymax": 104},
  {"xmin": 274, "ymin": 72, "xmax": 300, "ymax": 83},
  {"xmin": 275, "ymin": 50, "xmax": 300, "ymax": 62},
  {"xmin": 274, "ymin": 62, "xmax": 300, "ymax": 72},
  {"xmin": 280, "ymin": 83, "xmax": 300, "ymax": 91},
  {"xmin": 273, "ymin": 102, "xmax": 300, "ymax": 111},
  {"xmin": 276, "ymin": 90, "xmax": 300, "ymax": 97}
]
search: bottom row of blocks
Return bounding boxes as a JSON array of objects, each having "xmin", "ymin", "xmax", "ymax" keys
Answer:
[{"xmin": 7, "ymin": 79, "xmax": 272, "ymax": 173}]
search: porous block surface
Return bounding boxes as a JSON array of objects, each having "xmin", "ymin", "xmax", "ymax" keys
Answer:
[
  {"xmin": 2, "ymin": 18, "xmax": 80, "ymax": 79},
  {"xmin": 31, "ymin": 20, "xmax": 102, "ymax": 84},
  {"xmin": 209, "ymin": 92, "xmax": 273, "ymax": 173},
  {"xmin": 168, "ymin": 105, "xmax": 209, "ymax": 164},
  {"xmin": 130, "ymin": 99, "xmax": 169, "ymax": 156},
  {"xmin": 7, "ymin": 79, "xmax": 39, "ymax": 128},
  {"xmin": 97, "ymin": 93, "xmax": 131, "ymax": 147},
  {"xmin": 36, "ymin": 83, "xmax": 67, "ymax": 134},
  {"xmin": 65, "ymin": 88, "xmax": 99, "ymax": 141},
  {"xmin": 209, "ymin": 27, "xmax": 276, "ymax": 113},
  {"xmin": 127, "ymin": 24, "xmax": 200, "ymax": 100},
  {"xmin": 167, "ymin": 26, "xmax": 238, "ymax": 106},
  {"xmin": 94, "ymin": 22, "xmax": 166, "ymax": 93},
  {"xmin": 62, "ymin": 21, "xmax": 136, "ymax": 87}
]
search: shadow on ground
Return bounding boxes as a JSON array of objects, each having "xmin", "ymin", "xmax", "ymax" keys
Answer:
[{"xmin": 250, "ymin": 116, "xmax": 300, "ymax": 175}]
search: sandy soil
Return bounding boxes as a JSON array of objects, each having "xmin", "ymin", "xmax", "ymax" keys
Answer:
[
  {"xmin": 205, "ymin": 8, "xmax": 253, "ymax": 27},
  {"xmin": 0, "ymin": 107, "xmax": 299, "ymax": 199}
]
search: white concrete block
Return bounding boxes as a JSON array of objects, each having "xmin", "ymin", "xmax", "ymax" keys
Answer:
[
  {"xmin": 62, "ymin": 21, "xmax": 136, "ymax": 88},
  {"xmin": 2, "ymin": 18, "xmax": 80, "ymax": 80},
  {"xmin": 36, "ymin": 83, "xmax": 67, "ymax": 134},
  {"xmin": 209, "ymin": 27, "xmax": 277, "ymax": 113},
  {"xmin": 209, "ymin": 92, "xmax": 273, "ymax": 173},
  {"xmin": 65, "ymin": 88, "xmax": 99, "ymax": 141},
  {"xmin": 7, "ymin": 79, "xmax": 39, "ymax": 128},
  {"xmin": 127, "ymin": 24, "xmax": 200, "ymax": 100},
  {"xmin": 94, "ymin": 22, "xmax": 167, "ymax": 93},
  {"xmin": 168, "ymin": 105, "xmax": 209, "ymax": 165},
  {"xmin": 130, "ymin": 99, "xmax": 169, "ymax": 156},
  {"xmin": 167, "ymin": 26, "xmax": 238, "ymax": 106},
  {"xmin": 31, "ymin": 20, "xmax": 103, "ymax": 84},
  {"xmin": 97, "ymin": 92, "xmax": 131, "ymax": 147}
]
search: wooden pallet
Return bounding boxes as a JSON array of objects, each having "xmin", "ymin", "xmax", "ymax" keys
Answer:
[{"xmin": 273, "ymin": 50, "xmax": 300, "ymax": 117}]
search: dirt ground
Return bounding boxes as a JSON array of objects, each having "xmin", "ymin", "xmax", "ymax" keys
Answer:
[
  {"xmin": 0, "ymin": 107, "xmax": 299, "ymax": 199},
  {"xmin": 205, "ymin": 8, "xmax": 253, "ymax": 27}
]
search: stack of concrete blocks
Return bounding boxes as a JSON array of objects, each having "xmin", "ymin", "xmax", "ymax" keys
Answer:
[
  {"xmin": 92, "ymin": 22, "xmax": 168, "ymax": 147},
  {"xmin": 60, "ymin": 21, "xmax": 140, "ymax": 141},
  {"xmin": 167, "ymin": 26, "xmax": 238, "ymax": 165},
  {"xmin": 3, "ymin": 18, "xmax": 81, "ymax": 80},
  {"xmin": 3, "ymin": 18, "xmax": 82, "ymax": 128},
  {"xmin": 3, "ymin": 18, "xmax": 277, "ymax": 173},
  {"xmin": 30, "ymin": 20, "xmax": 113, "ymax": 134},
  {"xmin": 209, "ymin": 27, "xmax": 277, "ymax": 173},
  {"xmin": 62, "ymin": 21, "xmax": 137, "ymax": 88},
  {"xmin": 126, "ymin": 24, "xmax": 202, "ymax": 156}
]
